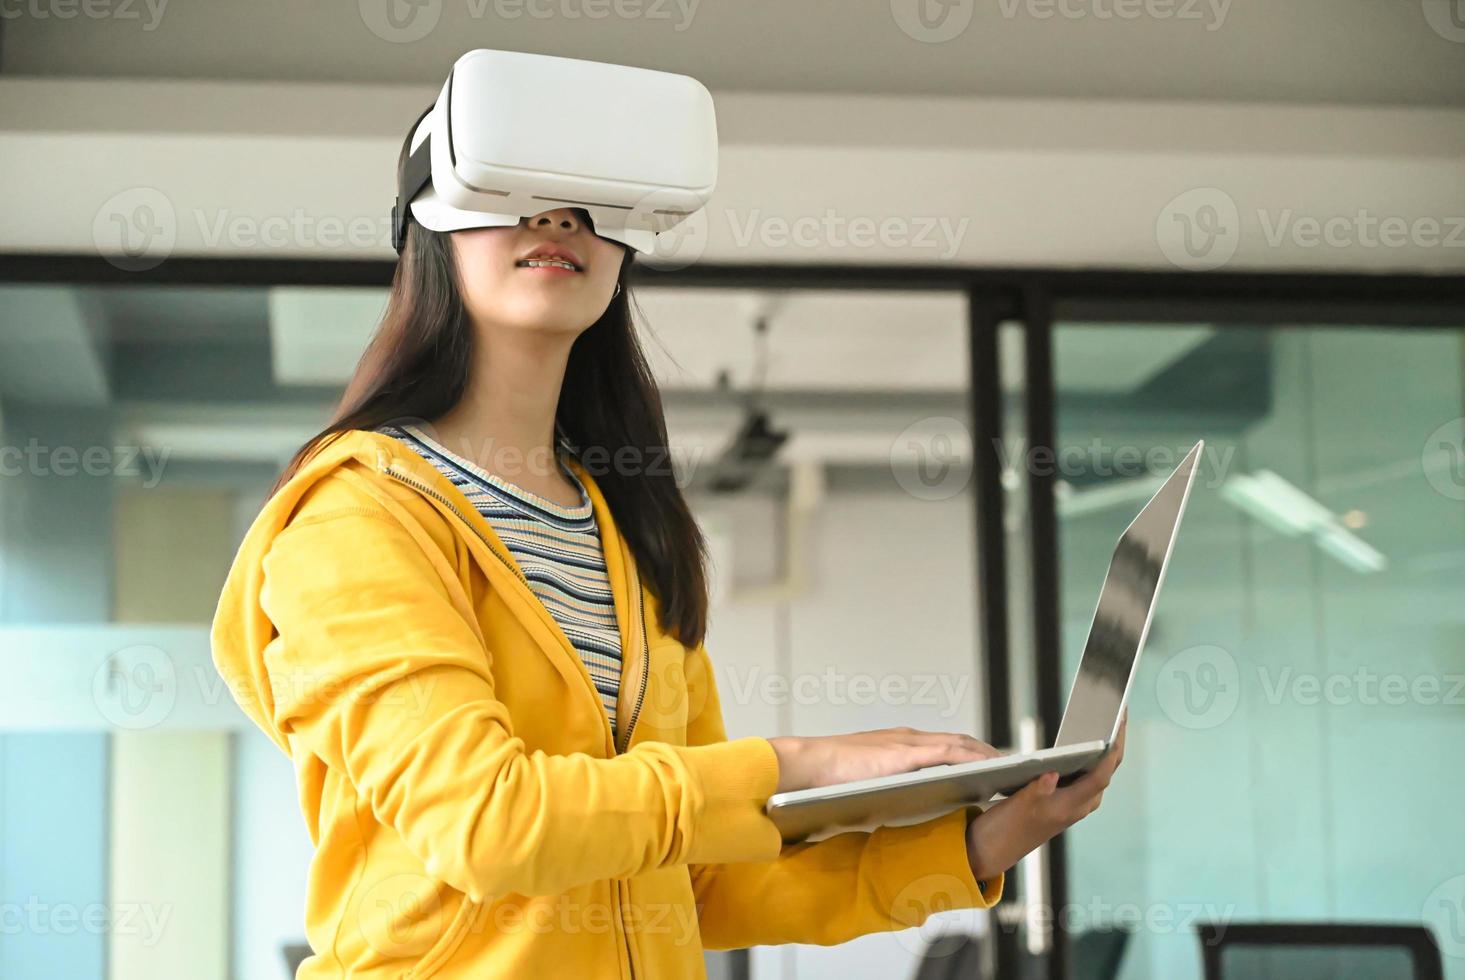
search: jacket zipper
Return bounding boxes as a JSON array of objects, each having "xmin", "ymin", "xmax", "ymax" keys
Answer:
[
  {"xmin": 381, "ymin": 460, "xmax": 647, "ymax": 980},
  {"xmin": 615, "ymin": 585, "xmax": 651, "ymax": 980},
  {"xmin": 616, "ymin": 585, "xmax": 650, "ymax": 755},
  {"xmin": 383, "ymin": 463, "xmax": 533, "ymax": 587}
]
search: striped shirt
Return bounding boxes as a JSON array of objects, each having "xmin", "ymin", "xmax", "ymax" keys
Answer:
[{"xmin": 378, "ymin": 421, "xmax": 624, "ymax": 735}]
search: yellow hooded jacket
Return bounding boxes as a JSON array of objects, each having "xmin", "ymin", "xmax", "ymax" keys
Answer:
[{"xmin": 210, "ymin": 429, "xmax": 1003, "ymax": 979}]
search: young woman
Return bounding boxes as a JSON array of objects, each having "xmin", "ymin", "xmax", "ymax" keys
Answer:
[{"xmin": 211, "ymin": 113, "xmax": 1125, "ymax": 978}]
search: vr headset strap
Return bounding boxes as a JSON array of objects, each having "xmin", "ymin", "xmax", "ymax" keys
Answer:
[{"xmin": 392, "ymin": 133, "xmax": 434, "ymax": 253}]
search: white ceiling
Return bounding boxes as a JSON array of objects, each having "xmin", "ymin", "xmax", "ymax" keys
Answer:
[
  {"xmin": 633, "ymin": 289, "xmax": 974, "ymax": 391},
  {"xmin": 4, "ymin": 0, "xmax": 1462, "ymax": 107},
  {"xmin": 268, "ymin": 287, "xmax": 390, "ymax": 386}
]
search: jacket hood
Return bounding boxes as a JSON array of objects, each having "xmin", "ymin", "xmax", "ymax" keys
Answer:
[{"xmin": 211, "ymin": 427, "xmax": 613, "ymax": 754}]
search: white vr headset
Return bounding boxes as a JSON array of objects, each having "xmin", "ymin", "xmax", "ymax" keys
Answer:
[{"xmin": 392, "ymin": 49, "xmax": 719, "ymax": 255}]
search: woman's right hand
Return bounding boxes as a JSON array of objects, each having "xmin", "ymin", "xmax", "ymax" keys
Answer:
[{"xmin": 767, "ymin": 727, "xmax": 1002, "ymax": 794}]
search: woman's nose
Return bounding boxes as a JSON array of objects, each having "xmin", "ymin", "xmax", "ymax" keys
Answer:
[{"xmin": 526, "ymin": 208, "xmax": 587, "ymax": 234}]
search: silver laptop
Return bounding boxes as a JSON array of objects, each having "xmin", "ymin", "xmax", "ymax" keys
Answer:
[{"xmin": 766, "ymin": 440, "xmax": 1203, "ymax": 843}]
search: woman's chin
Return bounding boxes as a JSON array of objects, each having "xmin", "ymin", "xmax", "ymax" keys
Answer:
[{"xmin": 500, "ymin": 297, "xmax": 602, "ymax": 336}]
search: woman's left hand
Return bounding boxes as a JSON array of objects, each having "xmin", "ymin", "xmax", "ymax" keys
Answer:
[{"xmin": 963, "ymin": 715, "xmax": 1127, "ymax": 882}]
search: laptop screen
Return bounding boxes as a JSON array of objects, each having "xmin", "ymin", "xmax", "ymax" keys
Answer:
[{"xmin": 1053, "ymin": 443, "xmax": 1200, "ymax": 748}]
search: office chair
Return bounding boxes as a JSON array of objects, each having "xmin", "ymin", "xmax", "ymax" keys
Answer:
[
  {"xmin": 705, "ymin": 948, "xmax": 751, "ymax": 980},
  {"xmin": 1072, "ymin": 925, "xmax": 1132, "ymax": 980},
  {"xmin": 1196, "ymin": 922, "xmax": 1444, "ymax": 980},
  {"xmin": 281, "ymin": 941, "xmax": 312, "ymax": 976},
  {"xmin": 911, "ymin": 931, "xmax": 986, "ymax": 980}
]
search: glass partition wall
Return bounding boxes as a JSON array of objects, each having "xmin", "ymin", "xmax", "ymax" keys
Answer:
[
  {"xmin": 1048, "ymin": 314, "xmax": 1465, "ymax": 980},
  {"xmin": 990, "ymin": 297, "xmax": 1465, "ymax": 980}
]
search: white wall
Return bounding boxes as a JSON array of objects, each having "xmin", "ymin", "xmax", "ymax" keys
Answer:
[
  {"xmin": 1, "ymin": 78, "xmax": 1462, "ymax": 273},
  {"xmin": 231, "ymin": 726, "xmax": 316, "ymax": 980},
  {"xmin": 702, "ymin": 485, "xmax": 989, "ymax": 980},
  {"xmin": 109, "ymin": 731, "xmax": 231, "ymax": 980},
  {"xmin": 108, "ymin": 487, "xmax": 236, "ymax": 980}
]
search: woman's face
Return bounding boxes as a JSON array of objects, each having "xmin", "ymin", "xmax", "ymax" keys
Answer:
[{"xmin": 450, "ymin": 207, "xmax": 626, "ymax": 338}]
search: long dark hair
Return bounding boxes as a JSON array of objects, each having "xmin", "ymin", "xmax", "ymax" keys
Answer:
[{"xmin": 271, "ymin": 107, "xmax": 711, "ymax": 647}]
